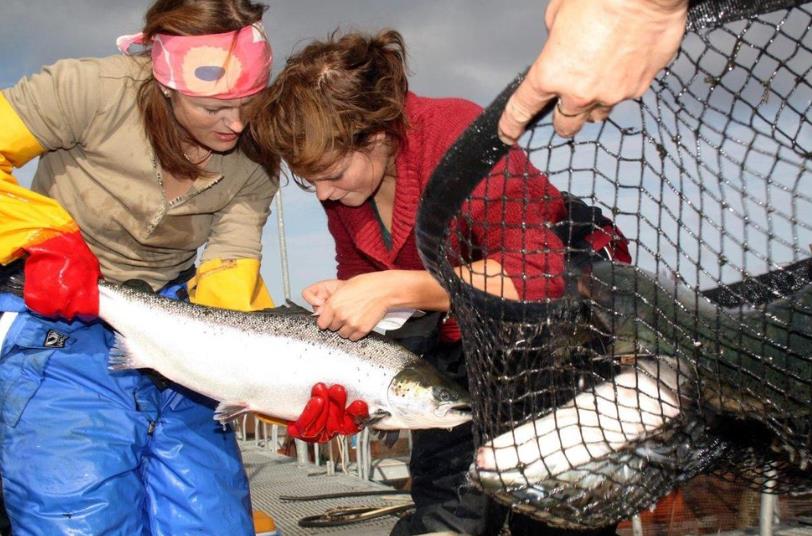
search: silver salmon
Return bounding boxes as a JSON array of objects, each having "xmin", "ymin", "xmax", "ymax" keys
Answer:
[
  {"xmin": 474, "ymin": 358, "xmax": 686, "ymax": 489},
  {"xmin": 471, "ymin": 259, "xmax": 812, "ymax": 527},
  {"xmin": 0, "ymin": 268, "xmax": 472, "ymax": 431}
]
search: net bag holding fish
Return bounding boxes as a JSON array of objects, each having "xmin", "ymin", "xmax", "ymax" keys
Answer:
[{"xmin": 415, "ymin": 0, "xmax": 812, "ymax": 529}]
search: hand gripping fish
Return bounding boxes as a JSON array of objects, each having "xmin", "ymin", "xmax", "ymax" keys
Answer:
[{"xmin": 0, "ymin": 266, "xmax": 472, "ymax": 431}]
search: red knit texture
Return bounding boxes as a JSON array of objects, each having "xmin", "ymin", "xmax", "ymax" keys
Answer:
[{"xmin": 325, "ymin": 93, "xmax": 586, "ymax": 340}]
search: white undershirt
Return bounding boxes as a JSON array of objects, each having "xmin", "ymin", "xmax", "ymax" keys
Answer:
[{"xmin": 0, "ymin": 312, "xmax": 18, "ymax": 352}]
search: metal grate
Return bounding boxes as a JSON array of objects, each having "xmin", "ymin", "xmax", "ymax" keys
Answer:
[{"xmin": 243, "ymin": 446, "xmax": 404, "ymax": 535}]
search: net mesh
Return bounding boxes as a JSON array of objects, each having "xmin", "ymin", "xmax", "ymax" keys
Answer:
[{"xmin": 415, "ymin": 0, "xmax": 812, "ymax": 529}]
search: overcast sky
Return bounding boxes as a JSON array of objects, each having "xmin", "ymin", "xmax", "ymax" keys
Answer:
[{"xmin": 2, "ymin": 0, "xmax": 546, "ymax": 303}]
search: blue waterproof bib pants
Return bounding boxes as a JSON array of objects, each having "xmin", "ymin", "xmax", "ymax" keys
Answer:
[{"xmin": 0, "ymin": 289, "xmax": 253, "ymax": 535}]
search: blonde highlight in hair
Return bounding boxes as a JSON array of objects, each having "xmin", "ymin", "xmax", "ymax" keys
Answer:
[
  {"xmin": 135, "ymin": 0, "xmax": 278, "ymax": 180},
  {"xmin": 252, "ymin": 29, "xmax": 409, "ymax": 185}
]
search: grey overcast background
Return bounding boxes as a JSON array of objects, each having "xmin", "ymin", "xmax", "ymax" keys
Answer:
[{"xmin": 1, "ymin": 0, "xmax": 546, "ymax": 303}]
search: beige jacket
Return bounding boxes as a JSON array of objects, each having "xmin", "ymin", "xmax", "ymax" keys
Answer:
[{"xmin": 2, "ymin": 55, "xmax": 277, "ymax": 289}]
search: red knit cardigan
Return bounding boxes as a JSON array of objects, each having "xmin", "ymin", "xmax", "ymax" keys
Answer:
[{"xmin": 321, "ymin": 93, "xmax": 581, "ymax": 340}]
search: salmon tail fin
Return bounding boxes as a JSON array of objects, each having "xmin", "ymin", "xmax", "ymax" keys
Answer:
[
  {"xmin": 214, "ymin": 402, "xmax": 251, "ymax": 423},
  {"xmin": 108, "ymin": 334, "xmax": 142, "ymax": 370},
  {"xmin": 0, "ymin": 260, "xmax": 24, "ymax": 298}
]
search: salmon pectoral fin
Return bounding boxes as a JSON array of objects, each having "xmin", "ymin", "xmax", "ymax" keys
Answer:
[
  {"xmin": 376, "ymin": 430, "xmax": 400, "ymax": 448},
  {"xmin": 214, "ymin": 402, "xmax": 252, "ymax": 423},
  {"xmin": 361, "ymin": 409, "xmax": 391, "ymax": 429}
]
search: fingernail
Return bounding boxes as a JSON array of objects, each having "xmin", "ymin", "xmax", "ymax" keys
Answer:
[{"xmin": 497, "ymin": 127, "xmax": 516, "ymax": 146}]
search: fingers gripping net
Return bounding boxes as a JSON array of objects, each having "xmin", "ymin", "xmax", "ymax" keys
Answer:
[{"xmin": 416, "ymin": 1, "xmax": 812, "ymax": 529}]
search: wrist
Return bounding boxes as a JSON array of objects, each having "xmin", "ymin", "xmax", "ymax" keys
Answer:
[
  {"xmin": 377, "ymin": 270, "xmax": 409, "ymax": 309},
  {"xmin": 385, "ymin": 270, "xmax": 450, "ymax": 311}
]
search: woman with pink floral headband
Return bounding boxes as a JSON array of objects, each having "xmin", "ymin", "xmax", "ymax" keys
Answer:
[{"xmin": 0, "ymin": 1, "xmax": 280, "ymax": 534}]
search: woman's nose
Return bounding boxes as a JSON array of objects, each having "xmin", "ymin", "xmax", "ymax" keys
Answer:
[
  {"xmin": 315, "ymin": 182, "xmax": 332, "ymax": 201},
  {"xmin": 224, "ymin": 109, "xmax": 245, "ymax": 133}
]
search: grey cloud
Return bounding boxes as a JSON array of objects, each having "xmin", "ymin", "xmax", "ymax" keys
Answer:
[
  {"xmin": 5, "ymin": 1, "xmax": 547, "ymax": 103},
  {"xmin": 2, "ymin": 1, "xmax": 147, "ymax": 84},
  {"xmin": 264, "ymin": 0, "xmax": 545, "ymax": 104}
]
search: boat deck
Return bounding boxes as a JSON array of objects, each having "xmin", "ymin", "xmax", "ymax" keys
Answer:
[{"xmin": 243, "ymin": 445, "xmax": 404, "ymax": 535}]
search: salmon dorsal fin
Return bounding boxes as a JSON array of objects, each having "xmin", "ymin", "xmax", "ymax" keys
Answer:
[{"xmin": 256, "ymin": 300, "xmax": 313, "ymax": 317}]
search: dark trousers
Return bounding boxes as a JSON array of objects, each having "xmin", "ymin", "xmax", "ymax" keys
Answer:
[
  {"xmin": 388, "ymin": 339, "xmax": 500, "ymax": 535},
  {"xmin": 0, "ymin": 486, "xmax": 8, "ymax": 536},
  {"xmin": 392, "ymin": 422, "xmax": 505, "ymax": 535}
]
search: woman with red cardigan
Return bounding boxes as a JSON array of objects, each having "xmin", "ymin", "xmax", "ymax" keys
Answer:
[{"xmin": 254, "ymin": 29, "xmax": 627, "ymax": 536}]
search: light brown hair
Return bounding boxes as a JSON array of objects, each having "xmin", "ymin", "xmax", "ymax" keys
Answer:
[
  {"xmin": 135, "ymin": 0, "xmax": 278, "ymax": 180},
  {"xmin": 252, "ymin": 29, "xmax": 409, "ymax": 186}
]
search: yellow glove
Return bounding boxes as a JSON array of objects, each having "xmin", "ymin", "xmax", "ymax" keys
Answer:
[
  {"xmin": 187, "ymin": 257, "xmax": 274, "ymax": 311},
  {"xmin": 0, "ymin": 92, "xmax": 78, "ymax": 265}
]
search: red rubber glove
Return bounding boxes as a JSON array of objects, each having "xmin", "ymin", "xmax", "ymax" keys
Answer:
[
  {"xmin": 23, "ymin": 230, "xmax": 100, "ymax": 321},
  {"xmin": 288, "ymin": 383, "xmax": 369, "ymax": 443}
]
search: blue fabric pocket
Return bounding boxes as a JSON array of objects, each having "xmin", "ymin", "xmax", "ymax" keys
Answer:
[
  {"xmin": 0, "ymin": 315, "xmax": 68, "ymax": 428},
  {"xmin": 0, "ymin": 293, "xmax": 25, "ymax": 313}
]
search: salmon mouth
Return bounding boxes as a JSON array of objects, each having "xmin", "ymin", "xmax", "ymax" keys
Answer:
[{"xmin": 442, "ymin": 402, "xmax": 472, "ymax": 418}]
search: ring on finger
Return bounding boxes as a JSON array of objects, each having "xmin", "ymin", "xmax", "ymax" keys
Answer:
[{"xmin": 555, "ymin": 100, "xmax": 588, "ymax": 118}]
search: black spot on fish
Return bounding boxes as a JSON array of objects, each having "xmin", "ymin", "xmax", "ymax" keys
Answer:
[{"xmin": 195, "ymin": 66, "xmax": 226, "ymax": 82}]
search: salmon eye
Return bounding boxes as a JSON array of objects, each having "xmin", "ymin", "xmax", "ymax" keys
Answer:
[{"xmin": 435, "ymin": 388, "xmax": 452, "ymax": 402}]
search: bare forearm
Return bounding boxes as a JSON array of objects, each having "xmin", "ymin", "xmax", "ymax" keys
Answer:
[
  {"xmin": 455, "ymin": 259, "xmax": 520, "ymax": 301},
  {"xmin": 380, "ymin": 259, "xmax": 521, "ymax": 313},
  {"xmin": 382, "ymin": 270, "xmax": 452, "ymax": 311}
]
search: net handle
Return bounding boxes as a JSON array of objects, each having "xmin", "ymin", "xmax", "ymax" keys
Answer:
[
  {"xmin": 417, "ymin": 71, "xmax": 522, "ymax": 277},
  {"xmin": 686, "ymin": 0, "xmax": 806, "ymax": 31},
  {"xmin": 416, "ymin": 70, "xmax": 563, "ymax": 321}
]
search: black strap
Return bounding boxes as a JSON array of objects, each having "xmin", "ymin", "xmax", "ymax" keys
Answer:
[
  {"xmin": 701, "ymin": 256, "xmax": 812, "ymax": 307},
  {"xmin": 553, "ymin": 192, "xmax": 614, "ymax": 268},
  {"xmin": 385, "ymin": 311, "xmax": 444, "ymax": 341},
  {"xmin": 687, "ymin": 0, "xmax": 806, "ymax": 31}
]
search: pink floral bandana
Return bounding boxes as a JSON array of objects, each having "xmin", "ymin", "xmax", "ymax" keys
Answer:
[{"xmin": 117, "ymin": 23, "xmax": 272, "ymax": 99}]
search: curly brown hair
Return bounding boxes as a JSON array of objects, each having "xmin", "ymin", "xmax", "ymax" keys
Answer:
[{"xmin": 251, "ymin": 29, "xmax": 409, "ymax": 187}]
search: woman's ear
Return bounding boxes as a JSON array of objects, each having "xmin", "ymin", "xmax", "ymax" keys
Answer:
[
  {"xmin": 157, "ymin": 83, "xmax": 172, "ymax": 99},
  {"xmin": 362, "ymin": 131, "xmax": 392, "ymax": 156},
  {"xmin": 368, "ymin": 132, "xmax": 388, "ymax": 145}
]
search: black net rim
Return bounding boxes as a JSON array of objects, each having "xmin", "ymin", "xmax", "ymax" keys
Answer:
[{"xmin": 415, "ymin": 72, "xmax": 575, "ymax": 323}]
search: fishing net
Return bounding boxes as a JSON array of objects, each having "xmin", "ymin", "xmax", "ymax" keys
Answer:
[{"xmin": 415, "ymin": 0, "xmax": 812, "ymax": 529}]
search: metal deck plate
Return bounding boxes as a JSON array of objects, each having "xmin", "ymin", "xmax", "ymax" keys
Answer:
[{"xmin": 243, "ymin": 446, "xmax": 405, "ymax": 535}]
